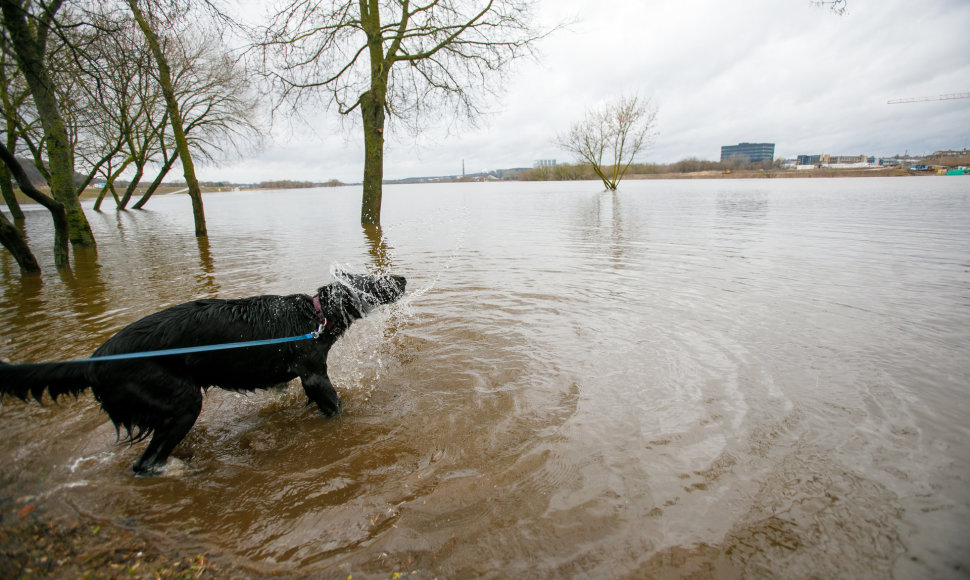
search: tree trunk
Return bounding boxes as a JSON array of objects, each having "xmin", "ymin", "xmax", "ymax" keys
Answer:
[
  {"xmin": 0, "ymin": 141, "xmax": 69, "ymax": 268},
  {"xmin": 94, "ymin": 180, "xmax": 123, "ymax": 211},
  {"xmin": 94, "ymin": 157, "xmax": 132, "ymax": 211},
  {"xmin": 93, "ymin": 184, "xmax": 107, "ymax": 211},
  {"xmin": 360, "ymin": 89, "xmax": 385, "ymax": 226},
  {"xmin": 119, "ymin": 164, "xmax": 143, "ymax": 209},
  {"xmin": 0, "ymin": 0, "xmax": 96, "ymax": 248},
  {"xmin": 0, "ymin": 209, "xmax": 39, "ymax": 273},
  {"xmin": 0, "ymin": 164, "xmax": 24, "ymax": 220},
  {"xmin": 0, "ymin": 56, "xmax": 24, "ymax": 221},
  {"xmin": 359, "ymin": 0, "xmax": 390, "ymax": 227},
  {"xmin": 128, "ymin": 0, "xmax": 207, "ymax": 236},
  {"xmin": 589, "ymin": 161, "xmax": 615, "ymax": 191},
  {"xmin": 133, "ymin": 150, "xmax": 177, "ymax": 209}
]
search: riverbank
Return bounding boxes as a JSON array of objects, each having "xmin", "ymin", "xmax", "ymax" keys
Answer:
[{"xmin": 0, "ymin": 496, "xmax": 236, "ymax": 579}]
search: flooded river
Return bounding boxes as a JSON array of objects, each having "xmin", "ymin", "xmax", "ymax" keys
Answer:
[{"xmin": 1, "ymin": 178, "xmax": 968, "ymax": 578}]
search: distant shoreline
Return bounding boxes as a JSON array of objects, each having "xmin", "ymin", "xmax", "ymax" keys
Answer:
[
  {"xmin": 5, "ymin": 167, "xmax": 959, "ymax": 205},
  {"xmin": 626, "ymin": 167, "xmax": 915, "ymax": 180},
  {"xmin": 388, "ymin": 166, "xmax": 942, "ymax": 185}
]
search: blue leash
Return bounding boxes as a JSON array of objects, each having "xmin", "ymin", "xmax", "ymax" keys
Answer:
[{"xmin": 23, "ymin": 324, "xmax": 324, "ymax": 365}]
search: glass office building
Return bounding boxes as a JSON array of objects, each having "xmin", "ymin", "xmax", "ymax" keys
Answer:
[{"xmin": 720, "ymin": 142, "xmax": 775, "ymax": 163}]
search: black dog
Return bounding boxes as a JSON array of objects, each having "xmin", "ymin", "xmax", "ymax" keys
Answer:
[{"xmin": 0, "ymin": 271, "xmax": 406, "ymax": 475}]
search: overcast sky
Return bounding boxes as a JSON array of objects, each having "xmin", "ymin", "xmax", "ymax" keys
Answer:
[{"xmin": 197, "ymin": 0, "xmax": 970, "ymax": 183}]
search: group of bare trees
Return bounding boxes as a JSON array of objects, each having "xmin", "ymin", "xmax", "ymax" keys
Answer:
[
  {"xmin": 2, "ymin": 0, "xmax": 548, "ymax": 274},
  {"xmin": 1, "ymin": 0, "xmax": 855, "ymax": 275},
  {"xmin": 0, "ymin": 0, "xmax": 260, "ymax": 273}
]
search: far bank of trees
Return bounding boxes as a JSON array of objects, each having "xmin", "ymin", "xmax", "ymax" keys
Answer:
[
  {"xmin": 518, "ymin": 157, "xmax": 782, "ymax": 182},
  {"xmin": 254, "ymin": 179, "xmax": 342, "ymax": 190}
]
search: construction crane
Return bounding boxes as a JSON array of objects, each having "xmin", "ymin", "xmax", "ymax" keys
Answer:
[{"xmin": 887, "ymin": 92, "xmax": 970, "ymax": 104}]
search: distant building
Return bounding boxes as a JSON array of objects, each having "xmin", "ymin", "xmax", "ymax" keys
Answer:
[
  {"xmin": 932, "ymin": 149, "xmax": 970, "ymax": 157},
  {"xmin": 796, "ymin": 154, "xmax": 870, "ymax": 167},
  {"xmin": 797, "ymin": 154, "xmax": 826, "ymax": 166},
  {"xmin": 534, "ymin": 159, "xmax": 557, "ymax": 168},
  {"xmin": 720, "ymin": 142, "xmax": 775, "ymax": 164}
]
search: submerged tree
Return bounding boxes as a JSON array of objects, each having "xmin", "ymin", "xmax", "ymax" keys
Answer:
[
  {"xmin": 82, "ymin": 14, "xmax": 260, "ymax": 212},
  {"xmin": 126, "ymin": 0, "xmax": 207, "ymax": 236},
  {"xmin": 132, "ymin": 28, "xmax": 263, "ymax": 210},
  {"xmin": 261, "ymin": 0, "xmax": 547, "ymax": 226},
  {"xmin": 0, "ymin": 0, "xmax": 96, "ymax": 251},
  {"xmin": 557, "ymin": 94, "xmax": 657, "ymax": 191},
  {"xmin": 0, "ymin": 0, "xmax": 260, "ymax": 272},
  {"xmin": 0, "ymin": 141, "xmax": 38, "ymax": 273},
  {"xmin": 0, "ymin": 48, "xmax": 29, "ymax": 221},
  {"xmin": 0, "ymin": 141, "xmax": 66, "ymax": 270}
]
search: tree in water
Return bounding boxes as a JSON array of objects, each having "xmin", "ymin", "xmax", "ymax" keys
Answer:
[
  {"xmin": 1, "ymin": 0, "xmax": 96, "ymax": 249},
  {"xmin": 261, "ymin": 0, "xmax": 548, "ymax": 226},
  {"xmin": 126, "ymin": 0, "xmax": 207, "ymax": 237},
  {"xmin": 557, "ymin": 94, "xmax": 657, "ymax": 191},
  {"xmin": 0, "ymin": 141, "xmax": 66, "ymax": 270},
  {"xmin": 81, "ymin": 12, "xmax": 260, "ymax": 213},
  {"xmin": 0, "ymin": 48, "xmax": 28, "ymax": 222}
]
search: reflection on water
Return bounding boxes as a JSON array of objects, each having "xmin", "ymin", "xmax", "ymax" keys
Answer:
[
  {"xmin": 363, "ymin": 225, "xmax": 395, "ymax": 273},
  {"xmin": 2, "ymin": 178, "xmax": 969, "ymax": 578}
]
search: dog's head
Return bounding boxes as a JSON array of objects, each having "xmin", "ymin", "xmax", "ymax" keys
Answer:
[{"xmin": 316, "ymin": 271, "xmax": 407, "ymax": 330}]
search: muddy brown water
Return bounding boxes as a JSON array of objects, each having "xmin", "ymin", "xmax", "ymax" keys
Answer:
[{"xmin": 1, "ymin": 178, "xmax": 968, "ymax": 578}]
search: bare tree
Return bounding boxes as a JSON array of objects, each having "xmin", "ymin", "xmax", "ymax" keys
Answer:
[
  {"xmin": 67, "ymin": 12, "xmax": 153, "ymax": 210},
  {"xmin": 133, "ymin": 25, "xmax": 262, "ymax": 209},
  {"xmin": 0, "ymin": 210, "xmax": 38, "ymax": 272},
  {"xmin": 168, "ymin": 29, "xmax": 262, "ymax": 165},
  {"xmin": 123, "ymin": 0, "xmax": 261, "ymax": 228},
  {"xmin": 261, "ymin": 0, "xmax": 547, "ymax": 226},
  {"xmin": 0, "ymin": 140, "xmax": 66, "ymax": 270},
  {"xmin": 2, "ymin": 8, "xmax": 126, "ymax": 200},
  {"xmin": 0, "ymin": 49, "xmax": 28, "ymax": 220},
  {"xmin": 557, "ymin": 94, "xmax": 657, "ymax": 191},
  {"xmin": 1, "ymin": 0, "xmax": 258, "ymax": 271},
  {"xmin": 126, "ymin": 0, "xmax": 208, "ymax": 236},
  {"xmin": 1, "ymin": 0, "xmax": 96, "ymax": 255},
  {"xmin": 0, "ymin": 140, "xmax": 38, "ymax": 274}
]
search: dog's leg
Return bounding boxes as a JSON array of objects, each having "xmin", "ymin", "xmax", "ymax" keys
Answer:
[
  {"xmin": 301, "ymin": 373, "xmax": 341, "ymax": 417},
  {"xmin": 132, "ymin": 391, "xmax": 203, "ymax": 476}
]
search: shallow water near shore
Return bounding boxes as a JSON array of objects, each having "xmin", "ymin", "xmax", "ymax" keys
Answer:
[{"xmin": 1, "ymin": 177, "xmax": 969, "ymax": 578}]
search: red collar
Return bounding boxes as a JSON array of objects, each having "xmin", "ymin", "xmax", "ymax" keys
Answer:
[{"xmin": 312, "ymin": 295, "xmax": 337, "ymax": 331}]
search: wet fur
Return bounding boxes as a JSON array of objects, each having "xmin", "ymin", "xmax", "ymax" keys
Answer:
[{"xmin": 0, "ymin": 272, "xmax": 405, "ymax": 476}]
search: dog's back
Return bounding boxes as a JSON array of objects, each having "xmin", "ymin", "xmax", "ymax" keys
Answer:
[
  {"xmin": 92, "ymin": 295, "xmax": 325, "ymax": 389},
  {"xmin": 94, "ymin": 296, "xmax": 309, "ymax": 356}
]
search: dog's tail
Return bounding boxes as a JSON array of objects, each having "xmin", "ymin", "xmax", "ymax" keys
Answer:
[{"xmin": 0, "ymin": 360, "xmax": 91, "ymax": 404}]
